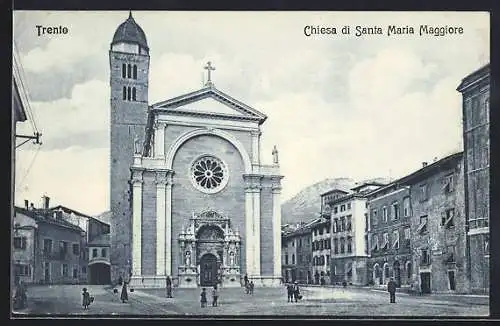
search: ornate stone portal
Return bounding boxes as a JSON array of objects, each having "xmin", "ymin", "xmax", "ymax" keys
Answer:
[{"xmin": 178, "ymin": 210, "xmax": 241, "ymax": 288}]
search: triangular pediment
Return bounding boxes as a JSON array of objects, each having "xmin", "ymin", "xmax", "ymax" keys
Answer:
[{"xmin": 151, "ymin": 86, "xmax": 267, "ymax": 123}]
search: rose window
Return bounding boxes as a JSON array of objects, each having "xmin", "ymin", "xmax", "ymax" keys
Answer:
[{"xmin": 190, "ymin": 155, "xmax": 228, "ymax": 194}]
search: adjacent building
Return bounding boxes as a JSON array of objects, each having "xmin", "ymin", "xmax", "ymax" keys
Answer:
[
  {"xmin": 329, "ymin": 183, "xmax": 384, "ymax": 285},
  {"xmin": 13, "ymin": 204, "xmax": 87, "ymax": 284},
  {"xmin": 281, "ymin": 222, "xmax": 313, "ymax": 284},
  {"xmin": 400, "ymin": 152, "xmax": 469, "ymax": 294},
  {"xmin": 457, "ymin": 63, "xmax": 490, "ymax": 294},
  {"xmin": 311, "ymin": 217, "xmax": 331, "ymax": 285},
  {"xmin": 47, "ymin": 201, "xmax": 111, "ymax": 284},
  {"xmin": 88, "ymin": 233, "xmax": 111, "ymax": 284},
  {"xmin": 367, "ymin": 182, "xmax": 412, "ymax": 288}
]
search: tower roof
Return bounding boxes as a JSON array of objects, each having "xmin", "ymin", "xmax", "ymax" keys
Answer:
[{"xmin": 111, "ymin": 11, "xmax": 149, "ymax": 50}]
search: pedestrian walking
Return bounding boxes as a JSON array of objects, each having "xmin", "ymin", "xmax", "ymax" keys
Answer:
[
  {"xmin": 249, "ymin": 281, "xmax": 254, "ymax": 295},
  {"xmin": 293, "ymin": 281, "xmax": 302, "ymax": 302},
  {"xmin": 387, "ymin": 277, "xmax": 397, "ymax": 303},
  {"xmin": 200, "ymin": 288, "xmax": 207, "ymax": 308},
  {"xmin": 212, "ymin": 284, "xmax": 219, "ymax": 307},
  {"xmin": 166, "ymin": 276, "xmax": 173, "ymax": 298},
  {"xmin": 121, "ymin": 282, "xmax": 129, "ymax": 303},
  {"xmin": 244, "ymin": 274, "xmax": 249, "ymax": 288},
  {"xmin": 82, "ymin": 288, "xmax": 91, "ymax": 310},
  {"xmin": 286, "ymin": 283, "xmax": 294, "ymax": 302}
]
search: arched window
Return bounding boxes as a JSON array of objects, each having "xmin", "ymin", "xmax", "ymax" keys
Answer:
[
  {"xmin": 122, "ymin": 86, "xmax": 127, "ymax": 100},
  {"xmin": 122, "ymin": 63, "xmax": 126, "ymax": 78},
  {"xmin": 127, "ymin": 64, "xmax": 132, "ymax": 78},
  {"xmin": 101, "ymin": 248, "xmax": 107, "ymax": 257},
  {"xmin": 406, "ymin": 261, "xmax": 412, "ymax": 279},
  {"xmin": 127, "ymin": 87, "xmax": 131, "ymax": 101},
  {"xmin": 292, "ymin": 254, "xmax": 295, "ymax": 265},
  {"xmin": 132, "ymin": 87, "xmax": 136, "ymax": 101},
  {"xmin": 383, "ymin": 263, "xmax": 390, "ymax": 283},
  {"xmin": 133, "ymin": 65, "xmax": 137, "ymax": 79}
]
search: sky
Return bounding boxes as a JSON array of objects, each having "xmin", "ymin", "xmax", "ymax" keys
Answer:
[{"xmin": 13, "ymin": 11, "xmax": 489, "ymax": 216}]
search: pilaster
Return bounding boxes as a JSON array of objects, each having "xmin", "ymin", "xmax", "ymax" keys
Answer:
[
  {"xmin": 155, "ymin": 170, "xmax": 167, "ymax": 276},
  {"xmin": 272, "ymin": 176, "xmax": 283, "ymax": 278},
  {"xmin": 154, "ymin": 121, "xmax": 166, "ymax": 159},
  {"xmin": 251, "ymin": 130, "xmax": 261, "ymax": 166},
  {"xmin": 131, "ymin": 166, "xmax": 144, "ymax": 276},
  {"xmin": 244, "ymin": 174, "xmax": 262, "ymax": 277},
  {"xmin": 165, "ymin": 172, "xmax": 173, "ymax": 276}
]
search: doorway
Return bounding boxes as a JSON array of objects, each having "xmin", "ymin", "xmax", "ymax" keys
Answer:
[
  {"xmin": 89, "ymin": 263, "xmax": 111, "ymax": 285},
  {"xmin": 420, "ymin": 272, "xmax": 431, "ymax": 294},
  {"xmin": 200, "ymin": 253, "xmax": 218, "ymax": 286}
]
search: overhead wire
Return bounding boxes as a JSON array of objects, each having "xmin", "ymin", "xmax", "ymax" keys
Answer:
[{"xmin": 13, "ymin": 41, "xmax": 40, "ymax": 135}]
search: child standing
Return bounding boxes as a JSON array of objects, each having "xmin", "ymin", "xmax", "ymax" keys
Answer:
[
  {"xmin": 212, "ymin": 285, "xmax": 219, "ymax": 307},
  {"xmin": 200, "ymin": 288, "xmax": 207, "ymax": 308},
  {"xmin": 82, "ymin": 288, "xmax": 91, "ymax": 310}
]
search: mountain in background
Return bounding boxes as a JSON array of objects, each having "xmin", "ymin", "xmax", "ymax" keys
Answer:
[
  {"xmin": 281, "ymin": 177, "xmax": 389, "ymax": 226},
  {"xmin": 94, "ymin": 176, "xmax": 388, "ymax": 228}
]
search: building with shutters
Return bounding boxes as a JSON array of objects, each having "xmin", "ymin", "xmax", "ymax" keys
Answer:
[
  {"xmin": 367, "ymin": 182, "xmax": 412, "ymax": 289},
  {"xmin": 281, "ymin": 222, "xmax": 313, "ymax": 284},
  {"xmin": 402, "ymin": 152, "xmax": 468, "ymax": 294},
  {"xmin": 13, "ymin": 202, "xmax": 87, "ymax": 285},
  {"xmin": 328, "ymin": 182, "xmax": 384, "ymax": 286}
]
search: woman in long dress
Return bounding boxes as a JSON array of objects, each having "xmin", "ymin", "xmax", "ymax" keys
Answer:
[{"xmin": 120, "ymin": 282, "xmax": 128, "ymax": 303}]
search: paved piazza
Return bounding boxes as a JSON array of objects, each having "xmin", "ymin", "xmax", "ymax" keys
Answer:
[{"xmin": 12, "ymin": 284, "xmax": 489, "ymax": 317}]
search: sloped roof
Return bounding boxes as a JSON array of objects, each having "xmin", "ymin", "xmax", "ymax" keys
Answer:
[{"xmin": 15, "ymin": 207, "xmax": 85, "ymax": 233}]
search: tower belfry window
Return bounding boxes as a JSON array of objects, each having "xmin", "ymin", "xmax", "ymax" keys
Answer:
[
  {"xmin": 127, "ymin": 64, "xmax": 132, "ymax": 78},
  {"xmin": 122, "ymin": 63, "xmax": 126, "ymax": 78},
  {"xmin": 122, "ymin": 86, "xmax": 127, "ymax": 100},
  {"xmin": 132, "ymin": 87, "xmax": 136, "ymax": 101},
  {"xmin": 133, "ymin": 65, "xmax": 137, "ymax": 79},
  {"xmin": 127, "ymin": 86, "xmax": 131, "ymax": 101}
]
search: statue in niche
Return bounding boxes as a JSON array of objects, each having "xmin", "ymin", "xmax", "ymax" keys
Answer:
[
  {"xmin": 185, "ymin": 251, "xmax": 191, "ymax": 266},
  {"xmin": 229, "ymin": 251, "xmax": 235, "ymax": 266}
]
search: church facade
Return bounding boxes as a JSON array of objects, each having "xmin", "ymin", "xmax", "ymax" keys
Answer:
[{"xmin": 109, "ymin": 13, "xmax": 283, "ymax": 288}]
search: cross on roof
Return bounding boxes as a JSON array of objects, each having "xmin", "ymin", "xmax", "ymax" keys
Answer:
[{"xmin": 204, "ymin": 61, "xmax": 216, "ymax": 86}]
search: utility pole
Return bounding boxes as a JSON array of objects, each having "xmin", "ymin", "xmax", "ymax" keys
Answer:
[{"xmin": 16, "ymin": 131, "xmax": 42, "ymax": 149}]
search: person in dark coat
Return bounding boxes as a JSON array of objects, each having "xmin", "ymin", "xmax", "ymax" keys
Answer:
[
  {"xmin": 244, "ymin": 274, "xmax": 249, "ymax": 288},
  {"xmin": 293, "ymin": 281, "xmax": 301, "ymax": 302},
  {"xmin": 121, "ymin": 282, "xmax": 129, "ymax": 303},
  {"xmin": 200, "ymin": 288, "xmax": 207, "ymax": 307},
  {"xmin": 387, "ymin": 277, "xmax": 397, "ymax": 303},
  {"xmin": 82, "ymin": 288, "xmax": 91, "ymax": 309},
  {"xmin": 286, "ymin": 283, "xmax": 294, "ymax": 302},
  {"xmin": 166, "ymin": 276, "xmax": 173, "ymax": 298}
]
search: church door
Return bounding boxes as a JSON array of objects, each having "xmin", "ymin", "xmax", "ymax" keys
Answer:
[{"xmin": 200, "ymin": 253, "xmax": 218, "ymax": 286}]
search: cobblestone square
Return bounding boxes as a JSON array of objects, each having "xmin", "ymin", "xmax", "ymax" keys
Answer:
[{"xmin": 13, "ymin": 285, "xmax": 489, "ymax": 317}]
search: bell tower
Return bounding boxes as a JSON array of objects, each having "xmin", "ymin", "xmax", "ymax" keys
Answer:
[{"xmin": 109, "ymin": 11, "xmax": 150, "ymax": 282}]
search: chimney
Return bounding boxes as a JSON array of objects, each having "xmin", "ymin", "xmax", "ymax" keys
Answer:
[
  {"xmin": 422, "ymin": 162, "xmax": 428, "ymax": 168},
  {"xmin": 24, "ymin": 200, "xmax": 29, "ymax": 210},
  {"xmin": 42, "ymin": 196, "xmax": 50, "ymax": 210}
]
